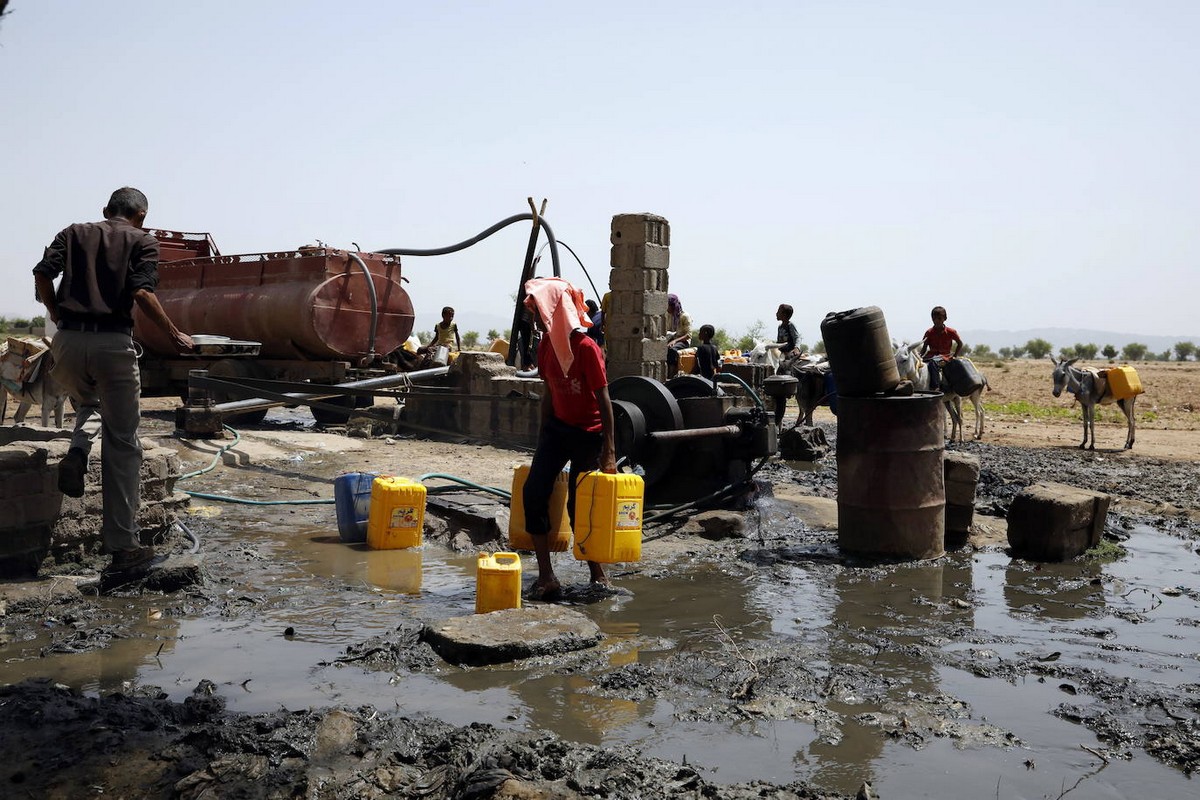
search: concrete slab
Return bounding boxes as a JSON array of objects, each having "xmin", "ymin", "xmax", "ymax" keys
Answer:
[
  {"xmin": 771, "ymin": 487, "xmax": 839, "ymax": 531},
  {"xmin": 172, "ymin": 431, "xmax": 368, "ymax": 467},
  {"xmin": 422, "ymin": 604, "xmax": 602, "ymax": 666}
]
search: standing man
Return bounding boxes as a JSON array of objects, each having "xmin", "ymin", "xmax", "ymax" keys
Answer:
[
  {"xmin": 521, "ymin": 277, "xmax": 616, "ymax": 600},
  {"xmin": 33, "ymin": 187, "xmax": 193, "ymax": 585},
  {"xmin": 919, "ymin": 305, "xmax": 963, "ymax": 391}
]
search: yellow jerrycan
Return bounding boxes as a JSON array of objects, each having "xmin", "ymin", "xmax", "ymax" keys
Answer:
[
  {"xmin": 366, "ymin": 476, "xmax": 426, "ymax": 550},
  {"xmin": 508, "ymin": 465, "xmax": 572, "ymax": 552},
  {"xmin": 476, "ymin": 552, "xmax": 522, "ymax": 613},
  {"xmin": 572, "ymin": 472, "xmax": 644, "ymax": 563}
]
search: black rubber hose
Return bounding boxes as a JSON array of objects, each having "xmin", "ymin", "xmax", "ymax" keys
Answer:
[{"xmin": 374, "ymin": 213, "xmax": 560, "ymax": 275}]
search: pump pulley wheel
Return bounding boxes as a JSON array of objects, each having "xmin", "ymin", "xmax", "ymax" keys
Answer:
[{"xmin": 608, "ymin": 376, "xmax": 682, "ymax": 487}]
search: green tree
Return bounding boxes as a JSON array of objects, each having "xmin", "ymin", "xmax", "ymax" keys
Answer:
[
  {"xmin": 1025, "ymin": 338, "xmax": 1053, "ymax": 359},
  {"xmin": 713, "ymin": 327, "xmax": 733, "ymax": 352},
  {"xmin": 417, "ymin": 330, "xmax": 432, "ymax": 346},
  {"xmin": 735, "ymin": 320, "xmax": 766, "ymax": 352},
  {"xmin": 1009, "ymin": 343, "xmax": 1027, "ymax": 359},
  {"xmin": 1174, "ymin": 341, "xmax": 1196, "ymax": 361},
  {"xmin": 1121, "ymin": 342, "xmax": 1148, "ymax": 361},
  {"xmin": 813, "ymin": 340, "xmax": 826, "ymax": 355},
  {"xmin": 487, "ymin": 329, "xmax": 501, "ymax": 341},
  {"xmin": 462, "ymin": 331, "xmax": 481, "ymax": 349},
  {"xmin": 1101, "ymin": 344, "xmax": 1118, "ymax": 359},
  {"xmin": 998, "ymin": 347, "xmax": 1013, "ymax": 359},
  {"xmin": 1057, "ymin": 346, "xmax": 1076, "ymax": 360},
  {"xmin": 1073, "ymin": 342, "xmax": 1099, "ymax": 360},
  {"xmin": 1158, "ymin": 350, "xmax": 1171, "ymax": 362},
  {"xmin": 970, "ymin": 343, "xmax": 996, "ymax": 359}
]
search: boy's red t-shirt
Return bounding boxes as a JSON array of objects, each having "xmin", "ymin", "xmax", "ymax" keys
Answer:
[
  {"xmin": 538, "ymin": 331, "xmax": 607, "ymax": 432},
  {"xmin": 923, "ymin": 324, "xmax": 963, "ymax": 357}
]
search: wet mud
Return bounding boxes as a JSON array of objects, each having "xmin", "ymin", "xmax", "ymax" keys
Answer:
[{"xmin": 1, "ymin": 415, "xmax": 1198, "ymax": 798}]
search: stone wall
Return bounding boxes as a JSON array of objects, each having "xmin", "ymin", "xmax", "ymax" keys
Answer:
[
  {"xmin": 0, "ymin": 426, "xmax": 188, "ymax": 577},
  {"xmin": 401, "ymin": 353, "xmax": 542, "ymax": 449}
]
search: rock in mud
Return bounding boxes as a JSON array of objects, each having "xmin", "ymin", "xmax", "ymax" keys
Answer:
[
  {"xmin": 1007, "ymin": 482, "xmax": 1111, "ymax": 561},
  {"xmin": 422, "ymin": 605, "xmax": 602, "ymax": 666}
]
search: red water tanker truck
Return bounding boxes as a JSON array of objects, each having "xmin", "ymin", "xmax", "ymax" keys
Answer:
[{"xmin": 134, "ymin": 230, "xmax": 417, "ymax": 423}]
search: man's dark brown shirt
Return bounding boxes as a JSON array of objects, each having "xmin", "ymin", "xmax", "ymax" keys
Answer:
[{"xmin": 33, "ymin": 219, "xmax": 159, "ymax": 325}]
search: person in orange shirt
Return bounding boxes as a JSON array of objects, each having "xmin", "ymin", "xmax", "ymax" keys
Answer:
[{"xmin": 919, "ymin": 305, "xmax": 963, "ymax": 392}]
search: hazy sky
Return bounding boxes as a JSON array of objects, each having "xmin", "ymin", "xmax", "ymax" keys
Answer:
[{"xmin": 2, "ymin": 1, "xmax": 1197, "ymax": 346}]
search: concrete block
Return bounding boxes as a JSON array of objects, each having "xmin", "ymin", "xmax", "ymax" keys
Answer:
[
  {"xmin": 608, "ymin": 267, "xmax": 668, "ymax": 292},
  {"xmin": 604, "ymin": 312, "xmax": 665, "ymax": 341},
  {"xmin": 721, "ymin": 363, "xmax": 767, "ymax": 391},
  {"xmin": 607, "ymin": 338, "xmax": 668, "ymax": 363},
  {"xmin": 610, "ymin": 242, "xmax": 670, "ymax": 271},
  {"xmin": 610, "ymin": 214, "xmax": 670, "ymax": 247},
  {"xmin": 1007, "ymin": 481, "xmax": 1111, "ymax": 562},
  {"xmin": 944, "ymin": 452, "xmax": 981, "ymax": 507}
]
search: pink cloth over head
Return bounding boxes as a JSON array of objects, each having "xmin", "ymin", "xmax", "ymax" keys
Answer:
[{"xmin": 523, "ymin": 277, "xmax": 592, "ymax": 376}]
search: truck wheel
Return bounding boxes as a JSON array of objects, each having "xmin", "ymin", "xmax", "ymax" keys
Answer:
[{"xmin": 310, "ymin": 393, "xmax": 361, "ymax": 425}]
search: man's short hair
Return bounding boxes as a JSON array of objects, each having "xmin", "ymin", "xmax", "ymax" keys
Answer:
[
  {"xmin": 699, "ymin": 324, "xmax": 715, "ymax": 339},
  {"xmin": 931, "ymin": 305, "xmax": 947, "ymax": 318},
  {"xmin": 105, "ymin": 187, "xmax": 149, "ymax": 218},
  {"xmin": 778, "ymin": 304, "xmax": 793, "ymax": 319}
]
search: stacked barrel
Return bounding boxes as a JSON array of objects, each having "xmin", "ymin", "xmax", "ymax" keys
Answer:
[{"xmin": 821, "ymin": 307, "xmax": 945, "ymax": 560}]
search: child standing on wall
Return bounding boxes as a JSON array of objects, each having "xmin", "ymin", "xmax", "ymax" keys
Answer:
[
  {"xmin": 919, "ymin": 305, "xmax": 963, "ymax": 391},
  {"xmin": 695, "ymin": 324, "xmax": 720, "ymax": 381}
]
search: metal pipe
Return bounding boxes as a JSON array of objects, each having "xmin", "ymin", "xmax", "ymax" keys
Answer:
[
  {"xmin": 346, "ymin": 252, "xmax": 379, "ymax": 360},
  {"xmin": 646, "ymin": 424, "xmax": 742, "ymax": 442},
  {"xmin": 207, "ymin": 365, "xmax": 450, "ymax": 415}
]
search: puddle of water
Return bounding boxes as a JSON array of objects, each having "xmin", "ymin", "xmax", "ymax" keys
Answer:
[{"xmin": 3, "ymin": 521, "xmax": 1197, "ymax": 798}]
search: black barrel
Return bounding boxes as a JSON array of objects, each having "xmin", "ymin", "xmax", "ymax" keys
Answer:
[
  {"xmin": 837, "ymin": 392, "xmax": 945, "ymax": 559},
  {"xmin": 943, "ymin": 357, "xmax": 985, "ymax": 396},
  {"xmin": 819, "ymin": 306, "xmax": 901, "ymax": 396}
]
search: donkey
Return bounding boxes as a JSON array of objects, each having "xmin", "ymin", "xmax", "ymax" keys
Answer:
[
  {"xmin": 1049, "ymin": 357, "xmax": 1136, "ymax": 450},
  {"xmin": 894, "ymin": 342, "xmax": 987, "ymax": 442},
  {"xmin": 0, "ymin": 347, "xmax": 66, "ymax": 428},
  {"xmin": 776, "ymin": 351, "xmax": 835, "ymax": 427}
]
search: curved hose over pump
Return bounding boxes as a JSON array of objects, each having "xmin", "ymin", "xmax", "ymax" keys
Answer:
[
  {"xmin": 374, "ymin": 212, "xmax": 561, "ymax": 276},
  {"xmin": 346, "ymin": 252, "xmax": 379, "ymax": 361}
]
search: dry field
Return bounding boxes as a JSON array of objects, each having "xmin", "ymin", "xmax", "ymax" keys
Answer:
[{"xmin": 810, "ymin": 358, "xmax": 1200, "ymax": 460}]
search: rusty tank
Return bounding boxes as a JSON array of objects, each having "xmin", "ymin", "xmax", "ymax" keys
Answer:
[{"xmin": 134, "ymin": 231, "xmax": 415, "ymax": 361}]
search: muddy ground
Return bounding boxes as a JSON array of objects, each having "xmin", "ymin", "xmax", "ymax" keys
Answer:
[{"xmin": 1, "ymin": 389, "xmax": 1199, "ymax": 798}]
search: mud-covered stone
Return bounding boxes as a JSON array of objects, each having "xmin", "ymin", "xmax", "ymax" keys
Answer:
[
  {"xmin": 422, "ymin": 604, "xmax": 602, "ymax": 666},
  {"xmin": 1007, "ymin": 481, "xmax": 1111, "ymax": 561}
]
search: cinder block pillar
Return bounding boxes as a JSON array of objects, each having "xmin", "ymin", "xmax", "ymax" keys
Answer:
[{"xmin": 607, "ymin": 213, "xmax": 670, "ymax": 381}]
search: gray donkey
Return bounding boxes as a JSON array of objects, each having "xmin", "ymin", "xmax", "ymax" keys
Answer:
[{"xmin": 1049, "ymin": 357, "xmax": 1136, "ymax": 450}]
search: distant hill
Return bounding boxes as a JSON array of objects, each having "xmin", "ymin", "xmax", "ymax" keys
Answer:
[{"xmin": 966, "ymin": 327, "xmax": 1199, "ymax": 356}]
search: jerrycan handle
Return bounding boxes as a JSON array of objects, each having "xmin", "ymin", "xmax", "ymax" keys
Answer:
[{"xmin": 493, "ymin": 552, "xmax": 520, "ymax": 566}]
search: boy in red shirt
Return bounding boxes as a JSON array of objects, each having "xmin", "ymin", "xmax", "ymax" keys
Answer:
[
  {"xmin": 919, "ymin": 305, "xmax": 963, "ymax": 392},
  {"xmin": 522, "ymin": 278, "xmax": 617, "ymax": 600}
]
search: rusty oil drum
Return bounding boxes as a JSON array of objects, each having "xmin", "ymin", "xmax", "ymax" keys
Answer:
[
  {"xmin": 836, "ymin": 392, "xmax": 945, "ymax": 559},
  {"xmin": 819, "ymin": 306, "xmax": 900, "ymax": 396}
]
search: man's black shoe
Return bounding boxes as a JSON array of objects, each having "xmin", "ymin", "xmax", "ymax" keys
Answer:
[
  {"xmin": 106, "ymin": 546, "xmax": 157, "ymax": 573},
  {"xmin": 57, "ymin": 448, "xmax": 88, "ymax": 498}
]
